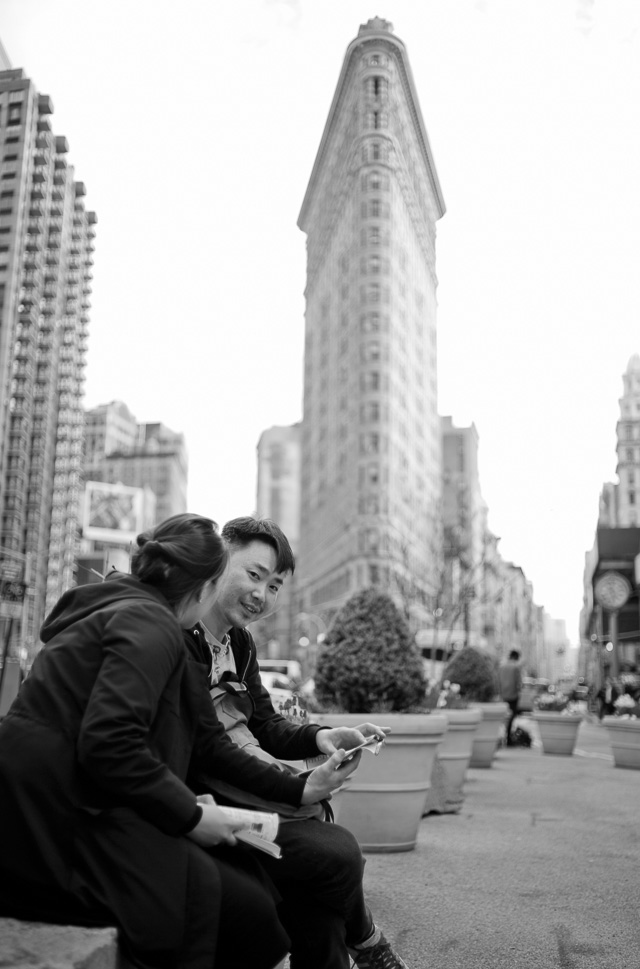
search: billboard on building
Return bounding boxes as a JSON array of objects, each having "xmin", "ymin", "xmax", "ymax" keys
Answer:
[{"xmin": 83, "ymin": 481, "xmax": 144, "ymax": 544}]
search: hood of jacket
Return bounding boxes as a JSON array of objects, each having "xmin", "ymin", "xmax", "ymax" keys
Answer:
[{"xmin": 40, "ymin": 571, "xmax": 174, "ymax": 643}]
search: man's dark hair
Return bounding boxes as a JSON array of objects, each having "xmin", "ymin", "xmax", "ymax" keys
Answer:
[
  {"xmin": 509, "ymin": 650, "xmax": 520, "ymax": 661},
  {"xmin": 222, "ymin": 516, "xmax": 295, "ymax": 574}
]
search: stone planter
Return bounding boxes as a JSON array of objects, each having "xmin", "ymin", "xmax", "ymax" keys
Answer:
[
  {"xmin": 314, "ymin": 713, "xmax": 447, "ymax": 852},
  {"xmin": 531, "ymin": 712, "xmax": 583, "ymax": 755},
  {"xmin": 468, "ymin": 702, "xmax": 509, "ymax": 768},
  {"xmin": 603, "ymin": 716, "xmax": 640, "ymax": 769},
  {"xmin": 423, "ymin": 708, "xmax": 481, "ymax": 814}
]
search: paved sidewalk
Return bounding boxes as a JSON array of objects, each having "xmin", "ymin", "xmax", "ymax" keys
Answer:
[{"xmin": 361, "ymin": 715, "xmax": 640, "ymax": 968}]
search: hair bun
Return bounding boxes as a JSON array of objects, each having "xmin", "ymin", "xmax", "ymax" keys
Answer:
[{"xmin": 138, "ymin": 538, "xmax": 163, "ymax": 556}]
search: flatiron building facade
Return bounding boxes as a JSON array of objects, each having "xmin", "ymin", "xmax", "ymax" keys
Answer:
[{"xmin": 297, "ymin": 18, "xmax": 445, "ymax": 625}]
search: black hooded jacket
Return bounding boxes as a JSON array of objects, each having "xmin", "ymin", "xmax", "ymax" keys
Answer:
[{"xmin": 0, "ymin": 572, "xmax": 305, "ymax": 957}]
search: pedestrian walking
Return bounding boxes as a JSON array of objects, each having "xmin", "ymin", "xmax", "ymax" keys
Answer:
[{"xmin": 498, "ymin": 649, "xmax": 523, "ymax": 745}]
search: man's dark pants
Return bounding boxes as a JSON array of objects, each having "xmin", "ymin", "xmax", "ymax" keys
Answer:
[
  {"xmin": 258, "ymin": 816, "xmax": 372, "ymax": 969},
  {"xmin": 506, "ymin": 698, "xmax": 519, "ymax": 743}
]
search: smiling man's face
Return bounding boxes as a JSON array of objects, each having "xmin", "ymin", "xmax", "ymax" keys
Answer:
[{"xmin": 204, "ymin": 539, "xmax": 287, "ymax": 636}]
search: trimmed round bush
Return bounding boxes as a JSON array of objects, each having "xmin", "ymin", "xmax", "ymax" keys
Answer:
[
  {"xmin": 442, "ymin": 646, "xmax": 498, "ymax": 702},
  {"xmin": 314, "ymin": 588, "xmax": 427, "ymax": 713}
]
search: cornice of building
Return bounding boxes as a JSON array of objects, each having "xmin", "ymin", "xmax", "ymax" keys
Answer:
[{"xmin": 298, "ymin": 23, "xmax": 445, "ymax": 232}]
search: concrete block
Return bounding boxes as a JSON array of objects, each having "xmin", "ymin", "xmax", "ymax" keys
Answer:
[{"xmin": 0, "ymin": 918, "xmax": 119, "ymax": 969}]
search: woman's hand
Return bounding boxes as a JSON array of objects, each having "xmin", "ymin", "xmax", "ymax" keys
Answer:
[
  {"xmin": 300, "ymin": 749, "xmax": 363, "ymax": 804},
  {"xmin": 315, "ymin": 722, "xmax": 390, "ymax": 756},
  {"xmin": 187, "ymin": 796, "xmax": 241, "ymax": 848}
]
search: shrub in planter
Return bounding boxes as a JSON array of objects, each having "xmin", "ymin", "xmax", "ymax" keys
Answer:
[
  {"xmin": 312, "ymin": 588, "xmax": 444, "ymax": 852},
  {"xmin": 314, "ymin": 588, "xmax": 427, "ymax": 713},
  {"xmin": 442, "ymin": 646, "xmax": 498, "ymax": 702}
]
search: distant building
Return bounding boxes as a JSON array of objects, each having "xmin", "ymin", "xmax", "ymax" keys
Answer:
[
  {"xmin": 440, "ymin": 417, "xmax": 488, "ymax": 646},
  {"xmin": 0, "ymin": 65, "xmax": 96, "ymax": 656},
  {"xmin": 598, "ymin": 354, "xmax": 640, "ymax": 527},
  {"xmin": 542, "ymin": 613, "xmax": 571, "ymax": 683},
  {"xmin": 0, "ymin": 39, "xmax": 11, "ymax": 71},
  {"xmin": 252, "ymin": 424, "xmax": 301, "ymax": 659},
  {"xmin": 84, "ymin": 399, "xmax": 137, "ymax": 468},
  {"xmin": 297, "ymin": 18, "xmax": 445, "ymax": 628},
  {"xmin": 581, "ymin": 356, "xmax": 640, "ymax": 684},
  {"xmin": 83, "ymin": 402, "xmax": 187, "ymax": 527}
]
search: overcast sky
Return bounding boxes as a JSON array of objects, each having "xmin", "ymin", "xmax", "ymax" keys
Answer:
[{"xmin": 2, "ymin": 0, "xmax": 640, "ymax": 641}]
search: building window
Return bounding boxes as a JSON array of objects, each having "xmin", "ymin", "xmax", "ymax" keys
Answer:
[
  {"xmin": 361, "ymin": 401, "xmax": 380, "ymax": 423},
  {"xmin": 361, "ymin": 313, "xmax": 380, "ymax": 333},
  {"xmin": 361, "ymin": 340, "xmax": 381, "ymax": 363},
  {"xmin": 364, "ymin": 529, "xmax": 380, "ymax": 553},
  {"xmin": 361, "ymin": 371, "xmax": 380, "ymax": 392},
  {"xmin": 360, "ymin": 432, "xmax": 380, "ymax": 454},
  {"xmin": 8, "ymin": 104, "xmax": 22, "ymax": 126},
  {"xmin": 630, "ymin": 492, "xmax": 636, "ymax": 505}
]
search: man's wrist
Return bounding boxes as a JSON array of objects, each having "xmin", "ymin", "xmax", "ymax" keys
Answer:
[{"xmin": 315, "ymin": 725, "xmax": 331, "ymax": 752}]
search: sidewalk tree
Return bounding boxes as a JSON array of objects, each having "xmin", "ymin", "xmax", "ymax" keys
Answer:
[{"xmin": 442, "ymin": 645, "xmax": 498, "ymax": 702}]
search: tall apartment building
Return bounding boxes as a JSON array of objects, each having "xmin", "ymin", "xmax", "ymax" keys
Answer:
[
  {"xmin": 297, "ymin": 18, "xmax": 445, "ymax": 626},
  {"xmin": 0, "ymin": 66, "xmax": 95, "ymax": 652},
  {"xmin": 252, "ymin": 424, "xmax": 301, "ymax": 656},
  {"xmin": 84, "ymin": 402, "xmax": 188, "ymax": 525},
  {"xmin": 598, "ymin": 354, "xmax": 640, "ymax": 527}
]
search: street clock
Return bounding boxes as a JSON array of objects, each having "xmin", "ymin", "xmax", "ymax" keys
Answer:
[{"xmin": 594, "ymin": 571, "xmax": 631, "ymax": 611}]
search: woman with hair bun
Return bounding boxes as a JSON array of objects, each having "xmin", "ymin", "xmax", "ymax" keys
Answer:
[{"xmin": 0, "ymin": 513, "xmax": 301, "ymax": 969}]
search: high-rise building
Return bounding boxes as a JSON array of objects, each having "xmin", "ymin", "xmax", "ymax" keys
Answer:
[
  {"xmin": 440, "ymin": 416, "xmax": 488, "ymax": 646},
  {"xmin": 252, "ymin": 423, "xmax": 301, "ymax": 657},
  {"xmin": 84, "ymin": 399, "xmax": 137, "ymax": 469},
  {"xmin": 598, "ymin": 354, "xmax": 640, "ymax": 527},
  {"xmin": 0, "ymin": 66, "xmax": 96, "ymax": 654},
  {"xmin": 84, "ymin": 402, "xmax": 188, "ymax": 525},
  {"xmin": 580, "ymin": 355, "xmax": 640, "ymax": 680},
  {"xmin": 296, "ymin": 18, "xmax": 445, "ymax": 626}
]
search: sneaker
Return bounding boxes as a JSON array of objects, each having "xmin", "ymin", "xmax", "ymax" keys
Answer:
[{"xmin": 350, "ymin": 932, "xmax": 409, "ymax": 969}]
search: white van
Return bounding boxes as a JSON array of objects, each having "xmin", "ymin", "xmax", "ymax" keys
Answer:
[{"xmin": 258, "ymin": 659, "xmax": 302, "ymax": 683}]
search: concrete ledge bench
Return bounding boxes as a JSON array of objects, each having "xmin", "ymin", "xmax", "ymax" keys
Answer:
[{"xmin": 0, "ymin": 917, "xmax": 122, "ymax": 969}]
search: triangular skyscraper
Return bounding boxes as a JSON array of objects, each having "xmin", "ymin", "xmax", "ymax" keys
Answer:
[{"xmin": 297, "ymin": 18, "xmax": 445, "ymax": 625}]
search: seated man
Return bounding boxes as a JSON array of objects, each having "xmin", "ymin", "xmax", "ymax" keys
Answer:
[{"xmin": 185, "ymin": 516, "xmax": 409, "ymax": 969}]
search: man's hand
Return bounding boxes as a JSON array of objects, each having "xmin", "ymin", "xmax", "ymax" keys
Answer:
[
  {"xmin": 315, "ymin": 722, "xmax": 390, "ymax": 756},
  {"xmin": 300, "ymin": 749, "xmax": 363, "ymax": 804}
]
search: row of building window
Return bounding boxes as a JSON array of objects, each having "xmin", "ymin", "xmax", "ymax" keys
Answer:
[
  {"xmin": 361, "ymin": 199, "xmax": 389, "ymax": 219},
  {"xmin": 361, "ymin": 171, "xmax": 389, "ymax": 192},
  {"xmin": 361, "ymin": 141, "xmax": 389, "ymax": 165}
]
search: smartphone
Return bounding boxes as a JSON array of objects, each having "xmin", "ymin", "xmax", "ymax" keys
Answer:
[
  {"xmin": 339, "ymin": 735, "xmax": 384, "ymax": 764},
  {"xmin": 298, "ymin": 735, "xmax": 385, "ymax": 778}
]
